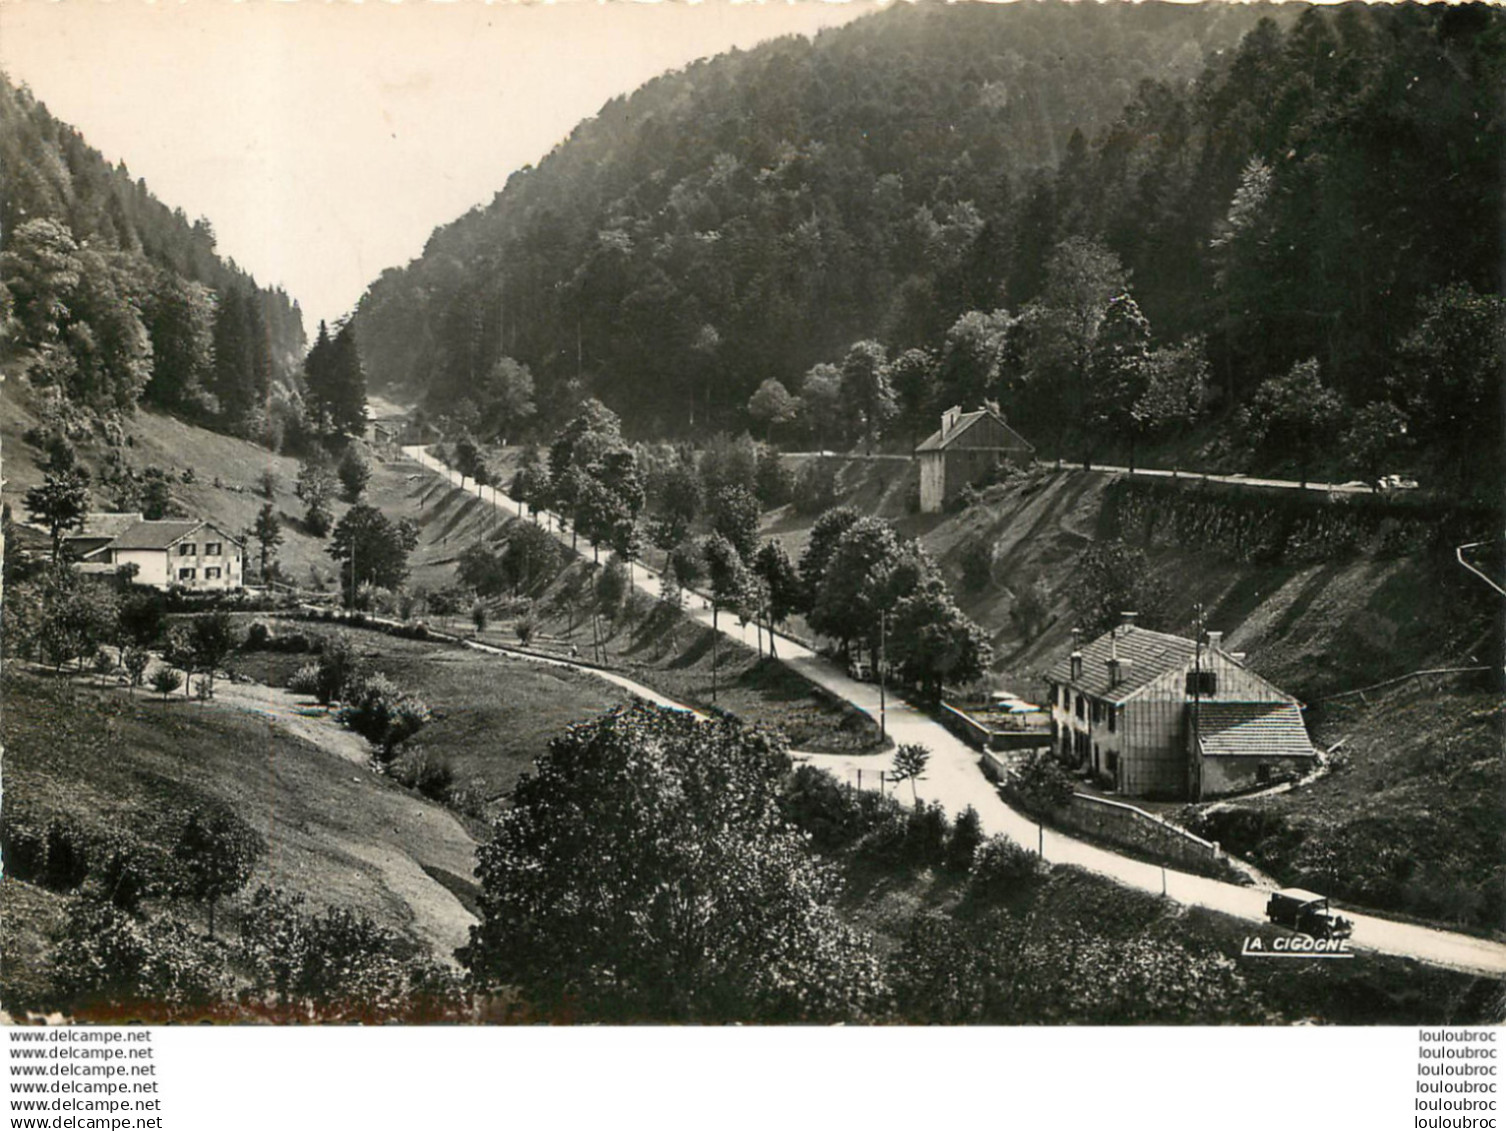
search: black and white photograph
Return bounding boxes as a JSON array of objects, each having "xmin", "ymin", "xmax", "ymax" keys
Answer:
[{"xmin": 0, "ymin": 0, "xmax": 1501, "ymax": 1094}]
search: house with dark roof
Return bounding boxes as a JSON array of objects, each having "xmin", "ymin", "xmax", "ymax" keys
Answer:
[
  {"xmin": 916, "ymin": 405, "xmax": 1035, "ymax": 513},
  {"xmin": 1045, "ymin": 614, "xmax": 1316, "ymax": 800},
  {"xmin": 95, "ymin": 518, "xmax": 245, "ymax": 591}
]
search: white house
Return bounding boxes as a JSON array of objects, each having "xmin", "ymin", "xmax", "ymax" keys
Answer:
[
  {"xmin": 96, "ymin": 519, "xmax": 245, "ymax": 591},
  {"xmin": 1045, "ymin": 615, "xmax": 1316, "ymax": 800}
]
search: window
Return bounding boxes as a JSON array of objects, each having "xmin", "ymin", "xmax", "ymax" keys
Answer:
[
  {"xmin": 1108, "ymin": 707, "xmax": 1117, "ymax": 734},
  {"xmin": 205, "ymin": 567, "xmax": 222, "ymax": 580},
  {"xmin": 1257, "ymin": 764, "xmax": 1274, "ymax": 785},
  {"xmin": 1075, "ymin": 694, "xmax": 1085, "ymax": 720},
  {"xmin": 1185, "ymin": 670, "xmax": 1218, "ymax": 696},
  {"xmin": 1106, "ymin": 750, "xmax": 1118, "ymax": 774},
  {"xmin": 204, "ymin": 542, "xmax": 222, "ymax": 556},
  {"xmin": 1091, "ymin": 701, "xmax": 1102, "ymax": 724},
  {"xmin": 178, "ymin": 567, "xmax": 196, "ymax": 581},
  {"xmin": 179, "ymin": 543, "xmax": 197, "ymax": 557}
]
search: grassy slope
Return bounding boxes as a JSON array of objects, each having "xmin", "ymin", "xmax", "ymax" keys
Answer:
[
  {"xmin": 3, "ymin": 385, "xmax": 348, "ymax": 583},
  {"xmin": 0, "ymin": 668, "xmax": 480, "ymax": 990},
  {"xmin": 229, "ymin": 623, "xmax": 630, "ymax": 814}
]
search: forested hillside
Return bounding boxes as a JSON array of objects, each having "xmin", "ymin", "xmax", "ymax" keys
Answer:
[
  {"xmin": 349, "ymin": 2, "xmax": 1502, "ymax": 500},
  {"xmin": 351, "ymin": 1, "xmax": 1279, "ymax": 423},
  {"xmin": 0, "ymin": 77, "xmax": 306, "ymax": 446}
]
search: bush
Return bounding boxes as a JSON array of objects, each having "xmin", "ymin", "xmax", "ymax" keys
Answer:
[
  {"xmin": 389, "ymin": 749, "xmax": 455, "ymax": 802},
  {"xmin": 779, "ymin": 764, "xmax": 904, "ymax": 852},
  {"xmin": 960, "ymin": 540, "xmax": 994, "ymax": 592},
  {"xmin": 336, "ymin": 673, "xmax": 430, "ymax": 761},
  {"xmin": 51, "ymin": 899, "xmax": 231, "ymax": 1019},
  {"xmin": 287, "ymin": 663, "xmax": 323, "ymax": 697},
  {"xmin": 968, "ymin": 835, "xmax": 1043, "ymax": 901},
  {"xmin": 288, "ymin": 634, "xmax": 363, "ymax": 705},
  {"xmin": 1010, "ymin": 750, "xmax": 1076, "ymax": 816},
  {"xmin": 791, "ymin": 459, "xmax": 840, "ymax": 517},
  {"xmin": 905, "ymin": 801, "xmax": 951, "ymax": 867},
  {"xmin": 946, "ymin": 805, "xmax": 985, "ymax": 872},
  {"xmin": 245, "ymin": 621, "xmax": 273, "ymax": 649},
  {"xmin": 150, "ymin": 666, "xmax": 184, "ymax": 699}
]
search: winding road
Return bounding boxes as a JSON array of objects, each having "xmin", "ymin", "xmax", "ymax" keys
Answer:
[{"xmin": 402, "ymin": 444, "xmax": 1506, "ymax": 979}]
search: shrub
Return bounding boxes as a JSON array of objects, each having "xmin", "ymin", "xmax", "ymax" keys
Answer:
[
  {"xmin": 960, "ymin": 540, "xmax": 994, "ymax": 592},
  {"xmin": 288, "ymin": 634, "xmax": 363, "ymax": 705},
  {"xmin": 905, "ymin": 801, "xmax": 951, "ymax": 866},
  {"xmin": 51, "ymin": 899, "xmax": 231, "ymax": 1019},
  {"xmin": 245, "ymin": 621, "xmax": 273, "ymax": 649},
  {"xmin": 287, "ymin": 663, "xmax": 323, "ymax": 698},
  {"xmin": 390, "ymin": 749, "xmax": 455, "ymax": 802},
  {"xmin": 336, "ymin": 674, "xmax": 430, "ymax": 761},
  {"xmin": 1010, "ymin": 750, "xmax": 1076, "ymax": 816},
  {"xmin": 780, "ymin": 764, "xmax": 903, "ymax": 852},
  {"xmin": 946, "ymin": 805, "xmax": 985, "ymax": 873},
  {"xmin": 150, "ymin": 665, "xmax": 184, "ymax": 699},
  {"xmin": 968, "ymin": 835, "xmax": 1043, "ymax": 901},
  {"xmin": 791, "ymin": 459, "xmax": 840, "ymax": 516},
  {"xmin": 43, "ymin": 819, "xmax": 90, "ymax": 891}
]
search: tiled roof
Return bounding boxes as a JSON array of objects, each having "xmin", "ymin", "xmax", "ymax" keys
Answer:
[
  {"xmin": 75, "ymin": 513, "xmax": 144, "ymax": 539},
  {"xmin": 1046, "ymin": 625, "xmax": 1200, "ymax": 703},
  {"xmin": 110, "ymin": 520, "xmax": 205, "ymax": 551},
  {"xmin": 1197, "ymin": 702, "xmax": 1314, "ymax": 760},
  {"xmin": 916, "ymin": 408, "xmax": 1034, "ymax": 453}
]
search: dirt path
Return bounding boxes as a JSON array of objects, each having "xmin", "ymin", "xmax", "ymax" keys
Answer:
[
  {"xmin": 209, "ymin": 678, "xmax": 373, "ymax": 764},
  {"xmin": 179, "ymin": 668, "xmax": 479, "ymax": 965}
]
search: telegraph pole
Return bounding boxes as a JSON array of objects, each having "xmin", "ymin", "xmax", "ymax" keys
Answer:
[
  {"xmin": 1191, "ymin": 601, "xmax": 1205, "ymax": 802},
  {"xmin": 878, "ymin": 609, "xmax": 888, "ymax": 742}
]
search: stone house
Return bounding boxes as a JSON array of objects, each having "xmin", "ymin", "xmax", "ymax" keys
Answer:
[{"xmin": 915, "ymin": 405, "xmax": 1034, "ymax": 513}]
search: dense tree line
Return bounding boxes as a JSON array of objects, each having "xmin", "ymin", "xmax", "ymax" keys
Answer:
[
  {"xmin": 352, "ymin": 3, "xmax": 1502, "ymax": 501},
  {"xmin": 351, "ymin": 2, "xmax": 1276, "ymax": 431},
  {"xmin": 0, "ymin": 77, "xmax": 306, "ymax": 444}
]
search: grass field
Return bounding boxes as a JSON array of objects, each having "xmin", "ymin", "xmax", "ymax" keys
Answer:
[{"xmin": 229, "ymin": 621, "xmax": 631, "ymax": 815}]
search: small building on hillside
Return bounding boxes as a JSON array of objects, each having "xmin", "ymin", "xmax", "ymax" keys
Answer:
[
  {"xmin": 1045, "ymin": 615, "xmax": 1316, "ymax": 800},
  {"xmin": 916, "ymin": 405, "xmax": 1034, "ymax": 513},
  {"xmin": 94, "ymin": 518, "xmax": 245, "ymax": 591}
]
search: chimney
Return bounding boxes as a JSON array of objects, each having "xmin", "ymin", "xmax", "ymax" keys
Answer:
[
  {"xmin": 942, "ymin": 405, "xmax": 961, "ymax": 437},
  {"xmin": 1070, "ymin": 651, "xmax": 1083, "ymax": 681},
  {"xmin": 1120, "ymin": 611, "xmax": 1138, "ymax": 631},
  {"xmin": 1206, "ymin": 630, "xmax": 1223, "ymax": 651}
]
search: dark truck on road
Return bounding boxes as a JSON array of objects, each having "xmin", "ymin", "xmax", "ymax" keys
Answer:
[{"xmin": 1266, "ymin": 888, "xmax": 1354, "ymax": 940}]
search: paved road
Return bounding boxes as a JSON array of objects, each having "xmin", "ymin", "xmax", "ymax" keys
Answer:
[
  {"xmin": 402, "ymin": 445, "xmax": 1506, "ymax": 978},
  {"xmin": 775, "ymin": 452, "xmax": 1385, "ymax": 495}
]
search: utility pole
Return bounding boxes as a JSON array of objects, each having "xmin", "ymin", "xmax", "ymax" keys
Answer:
[
  {"xmin": 1191, "ymin": 601, "xmax": 1205, "ymax": 802},
  {"xmin": 878, "ymin": 609, "xmax": 888, "ymax": 742}
]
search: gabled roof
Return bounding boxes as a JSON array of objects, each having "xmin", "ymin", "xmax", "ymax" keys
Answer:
[
  {"xmin": 74, "ymin": 513, "xmax": 145, "ymax": 539},
  {"xmin": 1197, "ymin": 702, "xmax": 1314, "ymax": 760},
  {"xmin": 110, "ymin": 520, "xmax": 206, "ymax": 551},
  {"xmin": 916, "ymin": 408, "xmax": 1034, "ymax": 454},
  {"xmin": 1046, "ymin": 625, "xmax": 1200, "ymax": 703}
]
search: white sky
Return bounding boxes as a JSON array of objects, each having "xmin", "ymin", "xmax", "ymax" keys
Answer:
[{"xmin": 0, "ymin": 0, "xmax": 876, "ymax": 330}]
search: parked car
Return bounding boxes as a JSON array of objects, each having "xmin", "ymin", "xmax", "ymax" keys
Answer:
[
  {"xmin": 1265, "ymin": 888, "xmax": 1354, "ymax": 940},
  {"xmin": 847, "ymin": 659, "xmax": 874, "ymax": 682},
  {"xmin": 1376, "ymin": 474, "xmax": 1420, "ymax": 491}
]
